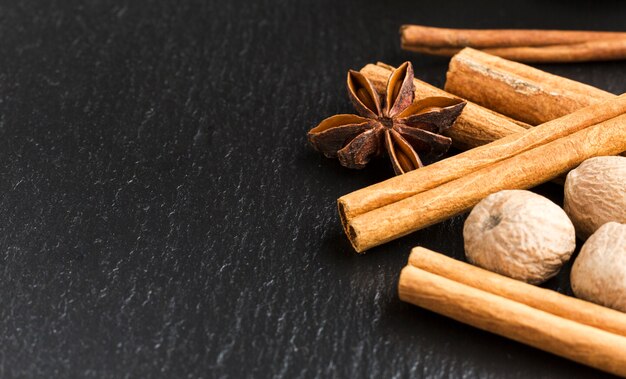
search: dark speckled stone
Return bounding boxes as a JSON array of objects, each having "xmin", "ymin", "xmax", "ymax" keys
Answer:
[{"xmin": 0, "ymin": 0, "xmax": 625, "ymax": 377}]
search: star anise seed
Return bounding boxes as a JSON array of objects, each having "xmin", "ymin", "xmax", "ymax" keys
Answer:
[{"xmin": 308, "ymin": 61, "xmax": 466, "ymax": 175}]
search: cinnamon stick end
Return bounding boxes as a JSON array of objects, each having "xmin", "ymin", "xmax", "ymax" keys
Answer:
[
  {"xmin": 397, "ymin": 265, "xmax": 416, "ymax": 302},
  {"xmin": 337, "ymin": 198, "xmax": 352, "ymax": 232},
  {"xmin": 338, "ymin": 198, "xmax": 365, "ymax": 253},
  {"xmin": 341, "ymin": 213, "xmax": 372, "ymax": 253},
  {"xmin": 399, "ymin": 25, "xmax": 411, "ymax": 49},
  {"xmin": 346, "ymin": 223, "xmax": 366, "ymax": 254},
  {"xmin": 408, "ymin": 246, "xmax": 427, "ymax": 266}
]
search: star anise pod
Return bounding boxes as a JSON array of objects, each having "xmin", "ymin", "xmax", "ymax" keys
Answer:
[{"xmin": 308, "ymin": 62, "xmax": 466, "ymax": 175}]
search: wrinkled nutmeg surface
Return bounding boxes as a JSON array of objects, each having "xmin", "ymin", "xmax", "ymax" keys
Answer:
[
  {"xmin": 463, "ymin": 190, "xmax": 576, "ymax": 284},
  {"xmin": 564, "ymin": 156, "xmax": 626, "ymax": 240},
  {"xmin": 571, "ymin": 222, "xmax": 626, "ymax": 312}
]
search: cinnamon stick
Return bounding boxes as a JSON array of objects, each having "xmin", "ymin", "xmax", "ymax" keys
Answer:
[
  {"xmin": 444, "ymin": 47, "xmax": 614, "ymax": 125},
  {"xmin": 407, "ymin": 247, "xmax": 626, "ymax": 337},
  {"xmin": 347, "ymin": 112, "xmax": 626, "ymax": 252},
  {"xmin": 338, "ymin": 94, "xmax": 626, "ymax": 226},
  {"xmin": 399, "ymin": 248, "xmax": 626, "ymax": 376},
  {"xmin": 444, "ymin": 48, "xmax": 626, "ymax": 159},
  {"xmin": 360, "ymin": 63, "xmax": 529, "ymax": 150},
  {"xmin": 408, "ymin": 40, "xmax": 626, "ymax": 63},
  {"xmin": 400, "ymin": 25, "xmax": 626, "ymax": 49},
  {"xmin": 400, "ymin": 25, "xmax": 626, "ymax": 62}
]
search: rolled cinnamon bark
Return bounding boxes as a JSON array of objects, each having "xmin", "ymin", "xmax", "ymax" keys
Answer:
[
  {"xmin": 347, "ymin": 112, "xmax": 626, "ymax": 252},
  {"xmin": 338, "ymin": 94, "xmax": 626, "ymax": 225},
  {"xmin": 444, "ymin": 47, "xmax": 614, "ymax": 125},
  {"xmin": 360, "ymin": 63, "xmax": 529, "ymax": 150},
  {"xmin": 407, "ymin": 247, "xmax": 626, "ymax": 337},
  {"xmin": 400, "ymin": 25, "xmax": 626, "ymax": 49},
  {"xmin": 399, "ymin": 251, "xmax": 626, "ymax": 376},
  {"xmin": 400, "ymin": 25, "xmax": 626, "ymax": 63},
  {"xmin": 405, "ymin": 39, "xmax": 626, "ymax": 63}
]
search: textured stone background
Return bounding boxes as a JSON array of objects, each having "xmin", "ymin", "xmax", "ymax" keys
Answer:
[{"xmin": 1, "ymin": 0, "xmax": 625, "ymax": 377}]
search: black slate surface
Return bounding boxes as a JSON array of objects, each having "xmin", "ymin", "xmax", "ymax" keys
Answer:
[{"xmin": 1, "ymin": 0, "xmax": 626, "ymax": 377}]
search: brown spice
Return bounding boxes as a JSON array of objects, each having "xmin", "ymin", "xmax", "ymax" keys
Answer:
[
  {"xmin": 360, "ymin": 63, "xmax": 530, "ymax": 150},
  {"xmin": 444, "ymin": 48, "xmax": 613, "ymax": 125},
  {"xmin": 345, "ymin": 99, "xmax": 626, "ymax": 252},
  {"xmin": 564, "ymin": 156, "xmax": 626, "ymax": 239},
  {"xmin": 308, "ymin": 62, "xmax": 465, "ymax": 175},
  {"xmin": 443, "ymin": 48, "xmax": 626, "ymax": 160},
  {"xmin": 400, "ymin": 25, "xmax": 626, "ymax": 48},
  {"xmin": 405, "ymin": 246, "xmax": 626, "ymax": 338},
  {"xmin": 400, "ymin": 25, "xmax": 626, "ymax": 62},
  {"xmin": 463, "ymin": 190, "xmax": 576, "ymax": 284},
  {"xmin": 406, "ymin": 40, "xmax": 626, "ymax": 63},
  {"xmin": 399, "ymin": 247, "xmax": 626, "ymax": 376},
  {"xmin": 338, "ymin": 86, "xmax": 626, "ymax": 230},
  {"xmin": 571, "ymin": 222, "xmax": 626, "ymax": 311}
]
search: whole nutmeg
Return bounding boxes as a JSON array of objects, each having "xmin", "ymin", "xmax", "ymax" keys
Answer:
[
  {"xmin": 463, "ymin": 190, "xmax": 576, "ymax": 284},
  {"xmin": 571, "ymin": 222, "xmax": 626, "ymax": 312},
  {"xmin": 564, "ymin": 156, "xmax": 626, "ymax": 239}
]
